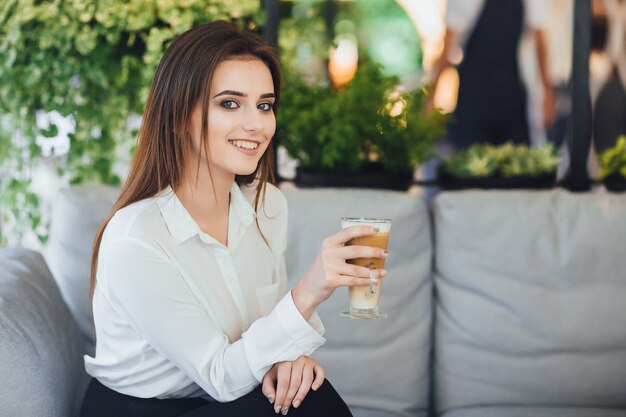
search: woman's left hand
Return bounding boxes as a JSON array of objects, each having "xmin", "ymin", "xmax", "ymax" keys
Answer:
[{"xmin": 262, "ymin": 356, "xmax": 325, "ymax": 415}]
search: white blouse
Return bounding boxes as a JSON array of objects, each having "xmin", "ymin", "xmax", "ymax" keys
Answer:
[{"xmin": 84, "ymin": 182, "xmax": 326, "ymax": 401}]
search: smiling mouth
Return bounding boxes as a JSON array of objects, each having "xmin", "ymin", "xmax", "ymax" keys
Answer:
[{"xmin": 228, "ymin": 140, "xmax": 259, "ymax": 150}]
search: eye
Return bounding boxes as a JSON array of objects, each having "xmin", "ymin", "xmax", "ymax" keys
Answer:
[
  {"xmin": 220, "ymin": 99, "xmax": 239, "ymax": 110},
  {"xmin": 257, "ymin": 102, "xmax": 273, "ymax": 112}
]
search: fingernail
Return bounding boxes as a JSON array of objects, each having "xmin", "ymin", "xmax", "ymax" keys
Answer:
[
  {"xmin": 275, "ymin": 405, "xmax": 281, "ymax": 413},
  {"xmin": 382, "ymin": 250, "xmax": 389, "ymax": 257},
  {"xmin": 281, "ymin": 407, "xmax": 289, "ymax": 415},
  {"xmin": 267, "ymin": 396, "xmax": 274, "ymax": 404},
  {"xmin": 312, "ymin": 384, "xmax": 319, "ymax": 391},
  {"xmin": 293, "ymin": 399, "xmax": 301, "ymax": 408},
  {"xmin": 380, "ymin": 270, "xmax": 388, "ymax": 277},
  {"xmin": 372, "ymin": 227, "xmax": 380, "ymax": 233}
]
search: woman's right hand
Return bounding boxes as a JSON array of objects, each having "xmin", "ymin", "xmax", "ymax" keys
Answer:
[
  {"xmin": 262, "ymin": 356, "xmax": 325, "ymax": 415},
  {"xmin": 291, "ymin": 225, "xmax": 388, "ymax": 320}
]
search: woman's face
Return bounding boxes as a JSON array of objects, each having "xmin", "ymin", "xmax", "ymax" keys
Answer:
[{"xmin": 189, "ymin": 57, "xmax": 276, "ymax": 180}]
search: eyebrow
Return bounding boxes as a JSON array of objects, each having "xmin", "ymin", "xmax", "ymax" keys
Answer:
[{"xmin": 213, "ymin": 90, "xmax": 275, "ymax": 99}]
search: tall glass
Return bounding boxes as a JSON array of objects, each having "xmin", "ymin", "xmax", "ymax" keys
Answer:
[{"xmin": 340, "ymin": 217, "xmax": 392, "ymax": 319}]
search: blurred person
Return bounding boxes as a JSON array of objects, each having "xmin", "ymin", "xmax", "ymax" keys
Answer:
[
  {"xmin": 79, "ymin": 21, "xmax": 389, "ymax": 417},
  {"xmin": 427, "ymin": 0, "xmax": 555, "ymax": 149},
  {"xmin": 591, "ymin": 0, "xmax": 626, "ymax": 154},
  {"xmin": 540, "ymin": 0, "xmax": 574, "ymax": 148}
]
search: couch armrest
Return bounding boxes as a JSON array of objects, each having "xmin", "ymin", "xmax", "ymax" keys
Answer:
[{"xmin": 0, "ymin": 248, "xmax": 90, "ymax": 417}]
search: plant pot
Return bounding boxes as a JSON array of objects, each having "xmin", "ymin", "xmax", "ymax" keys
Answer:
[
  {"xmin": 295, "ymin": 163, "xmax": 413, "ymax": 191},
  {"xmin": 437, "ymin": 167, "xmax": 557, "ymax": 190},
  {"xmin": 602, "ymin": 173, "xmax": 626, "ymax": 192}
]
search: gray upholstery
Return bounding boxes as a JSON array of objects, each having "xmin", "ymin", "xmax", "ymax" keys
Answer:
[
  {"xmin": 285, "ymin": 188, "xmax": 433, "ymax": 417},
  {"xmin": 3, "ymin": 185, "xmax": 626, "ymax": 417},
  {"xmin": 441, "ymin": 406, "xmax": 626, "ymax": 417},
  {"xmin": 0, "ymin": 248, "xmax": 89, "ymax": 417},
  {"xmin": 433, "ymin": 190, "xmax": 626, "ymax": 415},
  {"xmin": 27, "ymin": 185, "xmax": 434, "ymax": 417},
  {"xmin": 44, "ymin": 183, "xmax": 119, "ymax": 353}
]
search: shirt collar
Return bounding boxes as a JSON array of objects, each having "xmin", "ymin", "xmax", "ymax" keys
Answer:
[
  {"xmin": 229, "ymin": 182, "xmax": 256, "ymax": 228},
  {"xmin": 157, "ymin": 183, "xmax": 256, "ymax": 244}
]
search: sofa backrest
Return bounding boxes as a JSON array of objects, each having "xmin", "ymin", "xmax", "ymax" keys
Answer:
[
  {"xmin": 43, "ymin": 185, "xmax": 435, "ymax": 417},
  {"xmin": 0, "ymin": 248, "xmax": 90, "ymax": 417},
  {"xmin": 284, "ymin": 188, "xmax": 433, "ymax": 417},
  {"xmin": 44, "ymin": 183, "xmax": 120, "ymax": 354},
  {"xmin": 432, "ymin": 190, "xmax": 626, "ymax": 414}
]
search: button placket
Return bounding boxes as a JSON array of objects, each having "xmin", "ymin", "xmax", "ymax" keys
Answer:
[{"xmin": 215, "ymin": 246, "xmax": 249, "ymax": 328}]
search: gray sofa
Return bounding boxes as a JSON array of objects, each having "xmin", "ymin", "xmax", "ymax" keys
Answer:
[{"xmin": 1, "ymin": 185, "xmax": 625, "ymax": 417}]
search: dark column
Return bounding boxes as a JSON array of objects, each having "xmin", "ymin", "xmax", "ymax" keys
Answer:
[
  {"xmin": 563, "ymin": 0, "xmax": 592, "ymax": 191},
  {"xmin": 262, "ymin": 0, "xmax": 281, "ymax": 181},
  {"xmin": 322, "ymin": 0, "xmax": 337, "ymax": 45},
  {"xmin": 321, "ymin": 0, "xmax": 337, "ymax": 83},
  {"xmin": 262, "ymin": 0, "xmax": 279, "ymax": 47}
]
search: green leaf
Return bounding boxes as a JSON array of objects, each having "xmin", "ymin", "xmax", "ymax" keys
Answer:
[
  {"xmin": 39, "ymin": 123, "xmax": 59, "ymax": 138},
  {"xmin": 597, "ymin": 134, "xmax": 626, "ymax": 179}
]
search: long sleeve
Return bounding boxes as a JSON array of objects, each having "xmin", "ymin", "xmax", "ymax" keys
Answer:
[
  {"xmin": 97, "ymin": 237, "xmax": 325, "ymax": 402},
  {"xmin": 243, "ymin": 254, "xmax": 325, "ymax": 381},
  {"xmin": 524, "ymin": 0, "xmax": 549, "ymax": 30},
  {"xmin": 445, "ymin": 0, "xmax": 485, "ymax": 36}
]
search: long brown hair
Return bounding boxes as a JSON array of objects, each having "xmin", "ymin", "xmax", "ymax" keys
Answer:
[{"xmin": 90, "ymin": 21, "xmax": 281, "ymax": 299}]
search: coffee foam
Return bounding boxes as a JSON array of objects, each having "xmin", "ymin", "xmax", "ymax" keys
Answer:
[{"xmin": 341, "ymin": 217, "xmax": 392, "ymax": 233}]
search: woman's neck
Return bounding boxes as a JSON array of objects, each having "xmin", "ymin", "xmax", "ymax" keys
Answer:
[{"xmin": 175, "ymin": 161, "xmax": 234, "ymax": 245}]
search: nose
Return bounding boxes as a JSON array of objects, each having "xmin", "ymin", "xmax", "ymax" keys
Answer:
[{"xmin": 242, "ymin": 107, "xmax": 263, "ymax": 133}]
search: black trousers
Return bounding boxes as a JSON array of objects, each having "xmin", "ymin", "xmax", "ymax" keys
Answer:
[{"xmin": 80, "ymin": 378, "xmax": 353, "ymax": 417}]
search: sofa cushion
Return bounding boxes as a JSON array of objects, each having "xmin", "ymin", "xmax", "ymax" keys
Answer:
[
  {"xmin": 44, "ymin": 183, "xmax": 119, "ymax": 353},
  {"xmin": 284, "ymin": 188, "xmax": 433, "ymax": 417},
  {"xmin": 433, "ymin": 190, "xmax": 626, "ymax": 414},
  {"xmin": 0, "ymin": 248, "xmax": 90, "ymax": 417},
  {"xmin": 441, "ymin": 406, "xmax": 626, "ymax": 417}
]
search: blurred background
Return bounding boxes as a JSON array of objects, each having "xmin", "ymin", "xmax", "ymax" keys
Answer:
[{"xmin": 1, "ymin": 0, "xmax": 625, "ymax": 248}]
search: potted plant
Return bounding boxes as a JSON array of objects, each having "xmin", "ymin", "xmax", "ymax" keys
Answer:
[
  {"xmin": 438, "ymin": 142, "xmax": 561, "ymax": 190},
  {"xmin": 597, "ymin": 134, "xmax": 626, "ymax": 192},
  {"xmin": 277, "ymin": 61, "xmax": 446, "ymax": 190}
]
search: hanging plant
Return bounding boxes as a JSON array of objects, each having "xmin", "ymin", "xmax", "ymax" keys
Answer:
[{"xmin": 0, "ymin": 0, "xmax": 262, "ymax": 245}]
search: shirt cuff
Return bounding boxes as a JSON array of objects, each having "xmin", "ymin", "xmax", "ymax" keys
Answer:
[
  {"xmin": 308, "ymin": 310, "xmax": 325, "ymax": 336},
  {"xmin": 276, "ymin": 290, "xmax": 326, "ymax": 347}
]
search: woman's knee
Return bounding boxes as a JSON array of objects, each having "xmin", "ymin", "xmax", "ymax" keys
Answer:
[{"xmin": 292, "ymin": 379, "xmax": 352, "ymax": 416}]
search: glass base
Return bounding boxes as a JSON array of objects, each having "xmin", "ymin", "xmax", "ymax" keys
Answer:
[{"xmin": 340, "ymin": 309, "xmax": 387, "ymax": 319}]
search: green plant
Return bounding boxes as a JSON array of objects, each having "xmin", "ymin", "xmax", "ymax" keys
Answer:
[
  {"xmin": 441, "ymin": 142, "xmax": 560, "ymax": 178},
  {"xmin": 597, "ymin": 135, "xmax": 626, "ymax": 180},
  {"xmin": 0, "ymin": 0, "xmax": 262, "ymax": 245},
  {"xmin": 278, "ymin": 61, "xmax": 446, "ymax": 174}
]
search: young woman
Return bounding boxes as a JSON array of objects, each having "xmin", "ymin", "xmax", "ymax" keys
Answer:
[{"xmin": 80, "ymin": 21, "xmax": 387, "ymax": 417}]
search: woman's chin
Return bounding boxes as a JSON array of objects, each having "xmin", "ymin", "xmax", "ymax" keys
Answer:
[{"xmin": 234, "ymin": 165, "xmax": 260, "ymax": 177}]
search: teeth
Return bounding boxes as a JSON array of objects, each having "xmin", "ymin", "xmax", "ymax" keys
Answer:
[{"xmin": 230, "ymin": 140, "xmax": 258, "ymax": 150}]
